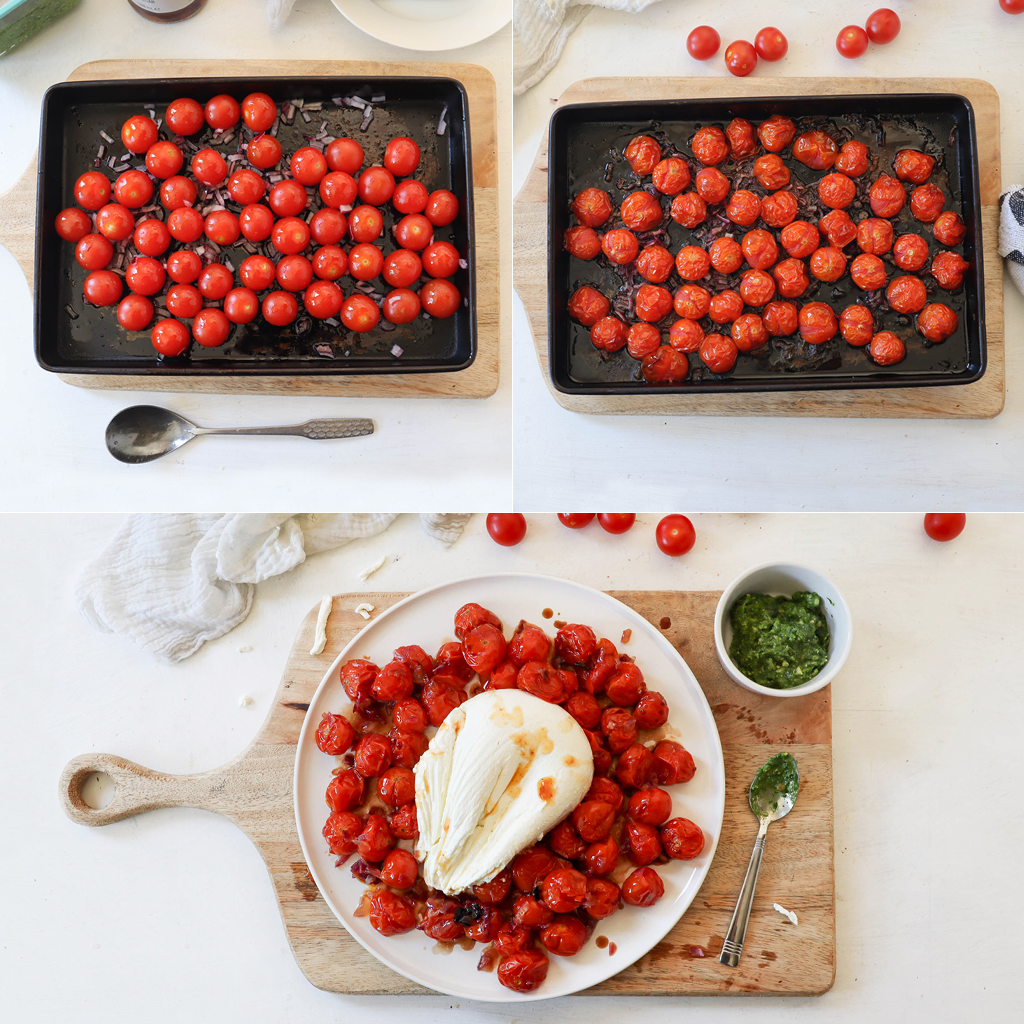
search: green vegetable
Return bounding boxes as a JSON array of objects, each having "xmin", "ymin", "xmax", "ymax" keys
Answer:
[
  {"xmin": 728, "ymin": 591, "xmax": 830, "ymax": 689},
  {"xmin": 0, "ymin": 0, "xmax": 80, "ymax": 59}
]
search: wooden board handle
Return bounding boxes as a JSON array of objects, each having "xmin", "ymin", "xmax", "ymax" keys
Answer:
[{"xmin": 59, "ymin": 752, "xmax": 236, "ymax": 827}]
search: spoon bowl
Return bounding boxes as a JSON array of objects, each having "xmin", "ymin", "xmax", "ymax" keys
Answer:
[{"xmin": 105, "ymin": 405, "xmax": 375, "ymax": 463}]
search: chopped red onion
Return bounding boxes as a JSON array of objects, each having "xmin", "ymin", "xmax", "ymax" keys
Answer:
[
  {"xmin": 359, "ymin": 109, "xmax": 373, "ymax": 132},
  {"xmin": 324, "ymin": 317, "xmax": 339, "ymax": 327},
  {"xmin": 97, "ymin": 144, "xmax": 106, "ymax": 160},
  {"xmin": 437, "ymin": 104, "xmax": 448, "ymax": 136},
  {"xmin": 345, "ymin": 96, "xmax": 367, "ymax": 111},
  {"xmin": 223, "ymin": 258, "xmax": 234, "ymax": 272},
  {"xmin": 300, "ymin": 110, "xmax": 312, "ymax": 123},
  {"xmin": 314, "ymin": 343, "xmax": 334, "ymax": 357},
  {"xmin": 304, "ymin": 101, "xmax": 323, "ymax": 112},
  {"xmin": 459, "ymin": 259, "xmax": 468, "ymax": 269},
  {"xmin": 65, "ymin": 304, "xmax": 78, "ymax": 319},
  {"xmin": 99, "ymin": 130, "xmax": 114, "ymax": 144},
  {"xmin": 106, "ymin": 155, "xmax": 117, "ymax": 169},
  {"xmin": 380, "ymin": 320, "xmax": 396, "ymax": 332},
  {"xmin": 390, "ymin": 344, "xmax": 403, "ymax": 357},
  {"xmin": 331, "ymin": 96, "xmax": 345, "ymax": 107},
  {"xmin": 371, "ymin": 94, "xmax": 385, "ymax": 103}
]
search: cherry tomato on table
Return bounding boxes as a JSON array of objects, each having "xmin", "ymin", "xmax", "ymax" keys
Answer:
[
  {"xmin": 598, "ymin": 513, "xmax": 635, "ymax": 535},
  {"xmin": 486, "ymin": 513, "xmax": 527, "ymax": 547},
  {"xmin": 686, "ymin": 25, "xmax": 720, "ymax": 60},
  {"xmin": 656, "ymin": 515, "xmax": 696, "ymax": 556},
  {"xmin": 866, "ymin": 8, "xmax": 901, "ymax": 43},
  {"xmin": 558, "ymin": 514, "xmax": 594, "ymax": 528},
  {"xmin": 836, "ymin": 25, "xmax": 869, "ymax": 58},
  {"xmin": 754, "ymin": 27, "xmax": 787, "ymax": 61},
  {"xmin": 923, "ymin": 513, "xmax": 966, "ymax": 541},
  {"xmin": 725, "ymin": 40, "xmax": 757, "ymax": 77}
]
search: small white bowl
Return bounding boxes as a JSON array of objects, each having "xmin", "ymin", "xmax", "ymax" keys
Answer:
[{"xmin": 714, "ymin": 562, "xmax": 852, "ymax": 698}]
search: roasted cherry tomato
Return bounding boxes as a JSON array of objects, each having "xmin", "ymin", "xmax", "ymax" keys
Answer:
[
  {"xmin": 869, "ymin": 330, "xmax": 905, "ymax": 365},
  {"xmin": 652, "ymin": 156, "xmax": 691, "ymax": 195},
  {"xmin": 763, "ymin": 299, "xmax": 799, "ymax": 337},
  {"xmin": 498, "ymin": 950, "xmax": 549, "ymax": 994},
  {"xmin": 356, "ymin": 813, "xmax": 395, "ymax": 863},
  {"xmin": 661, "ymin": 817, "xmax": 706, "ymax": 860},
  {"xmin": 781, "ymin": 220, "xmax": 820, "ymax": 259},
  {"xmin": 819, "ymin": 172, "xmax": 856, "ymax": 209},
  {"xmin": 839, "ymin": 304, "xmax": 874, "ymax": 346},
  {"xmin": 675, "ymin": 244, "xmax": 711, "ymax": 281},
  {"xmin": 850, "ymin": 253, "xmax": 889, "ymax": 290},
  {"xmin": 620, "ymin": 191, "xmax": 663, "ymax": 231},
  {"xmin": 691, "ymin": 126, "xmax": 729, "ymax": 166},
  {"xmin": 315, "ymin": 712, "xmax": 356, "ymax": 755},
  {"xmin": 322, "ymin": 811, "xmax": 362, "ymax": 856},
  {"xmin": 886, "ymin": 275, "xmax": 928, "ymax": 314},
  {"xmin": 624, "ymin": 134, "xmax": 662, "ymax": 174},
  {"xmin": 917, "ymin": 302, "xmax": 958, "ymax": 343},
  {"xmin": 836, "ymin": 140, "xmax": 870, "ymax": 176},
  {"xmin": 761, "ymin": 190, "xmax": 798, "ymax": 229},
  {"xmin": 670, "ymin": 192, "xmax": 707, "ymax": 228},
  {"xmin": 367, "ymin": 890, "xmax": 416, "ymax": 936},
  {"xmin": 857, "ymin": 217, "xmax": 894, "ymax": 255},
  {"xmin": 754, "ymin": 153, "xmax": 790, "ymax": 190},
  {"xmin": 708, "ymin": 290, "xmax": 744, "ymax": 324},
  {"xmin": 733, "ymin": 311, "xmax": 770, "ymax": 350},
  {"xmin": 699, "ymin": 332, "xmax": 739, "ymax": 373},
  {"xmin": 931, "ymin": 250, "xmax": 970, "ymax": 290},
  {"xmin": 772, "ymin": 258, "xmax": 809, "ymax": 299},
  {"xmin": 757, "ymin": 115, "xmax": 795, "ymax": 152},
  {"xmin": 621, "ymin": 866, "xmax": 665, "ymax": 907},
  {"xmin": 601, "ymin": 228, "xmax": 639, "ymax": 265},
  {"xmin": 798, "ymin": 302, "xmax": 838, "ymax": 344},
  {"xmin": 910, "ymin": 183, "xmax": 945, "ymax": 223},
  {"xmin": 726, "ymin": 189, "xmax": 761, "ymax": 226},
  {"xmin": 379, "ymin": 848, "xmax": 418, "ymax": 890},
  {"xmin": 694, "ymin": 167, "xmax": 729, "ymax": 205},
  {"xmin": 809, "ymin": 246, "xmax": 847, "ymax": 283},
  {"xmin": 869, "ymin": 174, "xmax": 906, "ymax": 217},
  {"xmin": 793, "ymin": 130, "xmax": 838, "ymax": 170},
  {"xmin": 668, "ymin": 318, "xmax": 703, "ymax": 352},
  {"xmin": 819, "ymin": 209, "xmax": 857, "ymax": 248},
  {"xmin": 932, "ymin": 211, "xmax": 966, "ymax": 247}
]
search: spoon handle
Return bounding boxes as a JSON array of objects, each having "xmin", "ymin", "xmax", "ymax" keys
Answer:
[
  {"xmin": 719, "ymin": 818, "xmax": 769, "ymax": 967},
  {"xmin": 192, "ymin": 418, "xmax": 374, "ymax": 440}
]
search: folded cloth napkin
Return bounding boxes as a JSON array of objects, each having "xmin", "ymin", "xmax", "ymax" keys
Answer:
[
  {"xmin": 267, "ymin": 0, "xmax": 297, "ymax": 29},
  {"xmin": 76, "ymin": 513, "xmax": 469, "ymax": 663},
  {"xmin": 998, "ymin": 185, "xmax": 1024, "ymax": 296},
  {"xmin": 514, "ymin": 0, "xmax": 664, "ymax": 95}
]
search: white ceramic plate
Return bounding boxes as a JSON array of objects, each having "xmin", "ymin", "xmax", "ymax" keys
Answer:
[
  {"xmin": 294, "ymin": 573, "xmax": 726, "ymax": 1002},
  {"xmin": 329, "ymin": 0, "xmax": 511, "ymax": 52}
]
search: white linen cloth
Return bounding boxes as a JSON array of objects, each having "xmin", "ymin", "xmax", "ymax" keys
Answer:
[
  {"xmin": 514, "ymin": 0, "xmax": 664, "ymax": 95},
  {"xmin": 998, "ymin": 185, "xmax": 1024, "ymax": 296},
  {"xmin": 76, "ymin": 513, "xmax": 469, "ymax": 663},
  {"xmin": 267, "ymin": 0, "xmax": 298, "ymax": 29}
]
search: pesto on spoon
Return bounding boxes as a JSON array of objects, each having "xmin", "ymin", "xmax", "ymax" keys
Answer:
[{"xmin": 719, "ymin": 752, "xmax": 800, "ymax": 967}]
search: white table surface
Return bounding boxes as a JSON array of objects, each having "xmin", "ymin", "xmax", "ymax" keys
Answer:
[
  {"xmin": 0, "ymin": 0, "xmax": 512, "ymax": 510},
  {"xmin": 2, "ymin": 512, "xmax": 1021, "ymax": 1022},
  {"xmin": 513, "ymin": 0, "xmax": 1024, "ymax": 511}
]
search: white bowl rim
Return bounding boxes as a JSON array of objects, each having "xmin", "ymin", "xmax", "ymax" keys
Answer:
[{"xmin": 714, "ymin": 560, "xmax": 852, "ymax": 698}]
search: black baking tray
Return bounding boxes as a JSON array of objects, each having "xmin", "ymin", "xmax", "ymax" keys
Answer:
[
  {"xmin": 547, "ymin": 94, "xmax": 986, "ymax": 395},
  {"xmin": 35, "ymin": 76, "xmax": 476, "ymax": 375}
]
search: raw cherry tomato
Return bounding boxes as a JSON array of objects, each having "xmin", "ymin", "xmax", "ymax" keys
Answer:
[
  {"xmin": 384, "ymin": 136, "xmax": 421, "ymax": 177},
  {"xmin": 358, "ymin": 166, "xmax": 395, "ymax": 205},
  {"xmin": 320, "ymin": 171, "xmax": 358, "ymax": 209},
  {"xmin": 383, "ymin": 249, "xmax": 422, "ymax": 289},
  {"xmin": 145, "ymin": 141, "xmax": 183, "ymax": 179},
  {"xmin": 166, "ymin": 250, "xmax": 202, "ymax": 284},
  {"xmin": 348, "ymin": 205, "xmax": 383, "ymax": 243},
  {"xmin": 392, "ymin": 179, "xmax": 429, "ymax": 214},
  {"xmin": 116, "ymin": 293, "xmax": 153, "ymax": 332},
  {"xmin": 312, "ymin": 245, "xmax": 348, "ymax": 282},
  {"xmin": 597, "ymin": 513, "xmax": 635, "ymax": 534},
  {"xmin": 754, "ymin": 26, "xmax": 788, "ymax": 61},
  {"xmin": 310, "ymin": 208, "xmax": 348, "ymax": 245},
  {"xmin": 420, "ymin": 278, "xmax": 460, "ymax": 318},
  {"xmin": 235, "ymin": 254, "xmax": 273, "ymax": 292},
  {"xmin": 686, "ymin": 25, "xmax": 720, "ymax": 60},
  {"xmin": 424, "ymin": 189, "xmax": 459, "ymax": 226},
  {"xmin": 166, "ymin": 284, "xmax": 203, "ymax": 319},
  {"xmin": 83, "ymin": 270, "xmax": 122, "ymax": 306},
  {"xmin": 247, "ymin": 133, "xmax": 283, "ymax": 170},
  {"xmin": 866, "ymin": 8, "xmax": 900, "ymax": 43},
  {"xmin": 95, "ymin": 203, "xmax": 134, "ymax": 242},
  {"xmin": 291, "ymin": 146, "xmax": 329, "ymax": 186},
  {"xmin": 205, "ymin": 93, "xmax": 241, "ymax": 130},
  {"xmin": 241, "ymin": 92, "xmax": 277, "ymax": 132},
  {"xmin": 275, "ymin": 255, "xmax": 313, "ymax": 293},
  {"xmin": 268, "ymin": 179, "xmax": 307, "ymax": 217},
  {"xmin": 54, "ymin": 207, "xmax": 92, "ymax": 242},
  {"xmin": 160, "ymin": 175, "xmax": 197, "ymax": 210},
  {"xmin": 486, "ymin": 513, "xmax": 526, "ymax": 546},
  {"xmin": 125, "ymin": 256, "xmax": 165, "ymax": 295},
  {"xmin": 725, "ymin": 40, "xmax": 757, "ymax": 77},
  {"xmin": 167, "ymin": 206, "xmax": 203, "ymax": 243},
  {"xmin": 422, "ymin": 240, "xmax": 460, "ymax": 279},
  {"xmin": 165, "ymin": 97, "xmax": 204, "ymax": 136},
  {"xmin": 382, "ymin": 288, "xmax": 420, "ymax": 325},
  {"xmin": 1001, "ymin": 0, "xmax": 1024, "ymax": 10},
  {"xmin": 262, "ymin": 290, "xmax": 299, "ymax": 326},
  {"xmin": 327, "ymin": 136, "xmax": 364, "ymax": 174},
  {"xmin": 340, "ymin": 293, "xmax": 380, "ymax": 332},
  {"xmin": 151, "ymin": 318, "xmax": 190, "ymax": 356},
  {"xmin": 113, "ymin": 170, "xmax": 153, "ymax": 209},
  {"xmin": 191, "ymin": 148, "xmax": 228, "ymax": 187},
  {"xmin": 239, "ymin": 203, "xmax": 274, "ymax": 241},
  {"xmin": 121, "ymin": 114, "xmax": 158, "ymax": 154},
  {"xmin": 223, "ymin": 287, "xmax": 260, "ymax": 325},
  {"xmin": 133, "ymin": 218, "xmax": 171, "ymax": 256},
  {"xmin": 192, "ymin": 308, "xmax": 231, "ymax": 348},
  {"xmin": 198, "ymin": 263, "xmax": 234, "ymax": 300},
  {"xmin": 837, "ymin": 25, "xmax": 869, "ymax": 57},
  {"xmin": 205, "ymin": 209, "xmax": 240, "ymax": 247},
  {"xmin": 272, "ymin": 216, "xmax": 311, "ymax": 256},
  {"xmin": 656, "ymin": 514, "xmax": 696, "ymax": 556},
  {"xmin": 394, "ymin": 213, "xmax": 433, "ymax": 251},
  {"xmin": 227, "ymin": 169, "xmax": 265, "ymax": 205},
  {"xmin": 348, "ymin": 243, "xmax": 383, "ymax": 282},
  {"xmin": 923, "ymin": 513, "xmax": 966, "ymax": 541}
]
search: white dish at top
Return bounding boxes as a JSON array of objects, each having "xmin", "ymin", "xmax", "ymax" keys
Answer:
[
  {"xmin": 714, "ymin": 561, "xmax": 853, "ymax": 698},
  {"xmin": 329, "ymin": 0, "xmax": 511, "ymax": 52},
  {"xmin": 294, "ymin": 572, "xmax": 726, "ymax": 1002}
]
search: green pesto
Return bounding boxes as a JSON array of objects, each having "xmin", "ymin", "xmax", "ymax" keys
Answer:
[
  {"xmin": 729, "ymin": 590, "xmax": 830, "ymax": 689},
  {"xmin": 0, "ymin": 0, "xmax": 79, "ymax": 58},
  {"xmin": 749, "ymin": 752, "xmax": 800, "ymax": 819}
]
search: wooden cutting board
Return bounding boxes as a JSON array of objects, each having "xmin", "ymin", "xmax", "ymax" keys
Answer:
[
  {"xmin": 59, "ymin": 590, "xmax": 835, "ymax": 996},
  {"xmin": 513, "ymin": 75, "xmax": 1003, "ymax": 418},
  {"xmin": 0, "ymin": 59, "xmax": 499, "ymax": 399}
]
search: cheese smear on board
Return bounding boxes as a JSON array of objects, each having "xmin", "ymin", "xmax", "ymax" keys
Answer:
[{"xmin": 414, "ymin": 689, "xmax": 594, "ymax": 895}]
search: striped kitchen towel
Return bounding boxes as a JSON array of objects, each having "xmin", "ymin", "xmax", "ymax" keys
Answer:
[{"xmin": 998, "ymin": 185, "xmax": 1024, "ymax": 295}]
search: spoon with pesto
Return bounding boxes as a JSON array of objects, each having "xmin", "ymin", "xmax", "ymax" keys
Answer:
[{"xmin": 719, "ymin": 752, "xmax": 800, "ymax": 967}]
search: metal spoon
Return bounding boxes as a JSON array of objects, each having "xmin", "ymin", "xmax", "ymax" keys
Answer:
[
  {"xmin": 719, "ymin": 751, "xmax": 800, "ymax": 967},
  {"xmin": 105, "ymin": 405, "xmax": 374, "ymax": 464}
]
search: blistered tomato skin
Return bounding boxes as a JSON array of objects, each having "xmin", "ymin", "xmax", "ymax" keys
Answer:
[
  {"xmin": 732, "ymin": 312, "xmax": 770, "ymax": 352},
  {"xmin": 669, "ymin": 318, "xmax": 704, "ymax": 353},
  {"xmin": 819, "ymin": 209, "xmax": 857, "ymax": 249},
  {"xmin": 857, "ymin": 218, "xmax": 895, "ymax": 255},
  {"xmin": 910, "ymin": 183, "xmax": 946, "ymax": 224},
  {"xmin": 753, "ymin": 153, "xmax": 790, "ymax": 190},
  {"xmin": 498, "ymin": 950, "xmax": 549, "ymax": 994},
  {"xmin": 772, "ymin": 258, "xmax": 809, "ymax": 300},
  {"xmin": 886, "ymin": 275, "xmax": 928, "ymax": 314},
  {"xmin": 675, "ymin": 245, "xmax": 711, "ymax": 281},
  {"xmin": 662, "ymin": 817, "xmax": 706, "ymax": 860},
  {"xmin": 699, "ymin": 333, "xmax": 739, "ymax": 373},
  {"xmin": 931, "ymin": 251, "xmax": 970, "ymax": 290},
  {"xmin": 851, "ymin": 253, "xmax": 889, "ymax": 291},
  {"xmin": 636, "ymin": 244, "xmax": 675, "ymax": 283},
  {"xmin": 625, "ymin": 135, "xmax": 662, "ymax": 175},
  {"xmin": 601, "ymin": 229, "xmax": 639, "ymax": 265},
  {"xmin": 763, "ymin": 300, "xmax": 799, "ymax": 337},
  {"xmin": 694, "ymin": 167, "xmax": 730, "ymax": 205},
  {"xmin": 781, "ymin": 221, "xmax": 820, "ymax": 259},
  {"xmin": 818, "ymin": 173, "xmax": 856, "ymax": 209},
  {"xmin": 870, "ymin": 174, "xmax": 906, "ymax": 218},
  {"xmin": 793, "ymin": 131, "xmax": 838, "ymax": 171},
  {"xmin": 798, "ymin": 302, "xmax": 838, "ymax": 345},
  {"xmin": 708, "ymin": 291, "xmax": 744, "ymax": 325},
  {"xmin": 739, "ymin": 270, "xmax": 775, "ymax": 308},
  {"xmin": 652, "ymin": 157, "xmax": 692, "ymax": 195},
  {"xmin": 565, "ymin": 226, "xmax": 602, "ymax": 260},
  {"xmin": 893, "ymin": 149, "xmax": 935, "ymax": 184},
  {"xmin": 933, "ymin": 211, "xmax": 966, "ymax": 247},
  {"xmin": 840, "ymin": 304, "xmax": 875, "ymax": 346},
  {"xmin": 917, "ymin": 303, "xmax": 958, "ymax": 343},
  {"xmin": 870, "ymin": 331, "xmax": 906, "ymax": 365},
  {"xmin": 836, "ymin": 140, "xmax": 870, "ymax": 176},
  {"xmin": 761, "ymin": 190, "xmax": 798, "ymax": 229},
  {"xmin": 642, "ymin": 347, "xmax": 689, "ymax": 383},
  {"xmin": 670, "ymin": 192, "xmax": 707, "ymax": 228},
  {"xmin": 726, "ymin": 118, "xmax": 758, "ymax": 160},
  {"xmin": 568, "ymin": 286, "xmax": 610, "ymax": 326},
  {"xmin": 315, "ymin": 712, "xmax": 355, "ymax": 755},
  {"xmin": 691, "ymin": 126, "xmax": 730, "ymax": 166},
  {"xmin": 621, "ymin": 867, "xmax": 665, "ymax": 907},
  {"xmin": 757, "ymin": 115, "xmax": 796, "ymax": 153}
]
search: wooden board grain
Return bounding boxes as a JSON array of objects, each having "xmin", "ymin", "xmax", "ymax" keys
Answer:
[
  {"xmin": 59, "ymin": 590, "xmax": 834, "ymax": 997},
  {"xmin": 512, "ymin": 76, "xmax": 1003, "ymax": 418},
  {"xmin": 0, "ymin": 59, "xmax": 499, "ymax": 399}
]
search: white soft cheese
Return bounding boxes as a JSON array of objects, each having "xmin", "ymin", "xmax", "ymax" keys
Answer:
[
  {"xmin": 414, "ymin": 689, "xmax": 594, "ymax": 895},
  {"xmin": 309, "ymin": 595, "xmax": 334, "ymax": 656}
]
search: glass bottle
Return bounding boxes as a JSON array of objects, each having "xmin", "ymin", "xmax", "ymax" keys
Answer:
[{"xmin": 127, "ymin": 0, "xmax": 208, "ymax": 23}]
